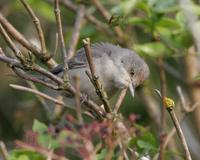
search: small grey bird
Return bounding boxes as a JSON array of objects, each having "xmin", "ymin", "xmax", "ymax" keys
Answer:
[{"xmin": 51, "ymin": 42, "xmax": 149, "ymax": 106}]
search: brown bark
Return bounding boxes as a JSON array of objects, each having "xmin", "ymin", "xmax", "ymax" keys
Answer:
[{"xmin": 183, "ymin": 47, "xmax": 200, "ymax": 134}]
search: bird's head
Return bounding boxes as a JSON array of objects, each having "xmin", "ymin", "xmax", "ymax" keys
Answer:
[{"xmin": 117, "ymin": 49, "xmax": 150, "ymax": 97}]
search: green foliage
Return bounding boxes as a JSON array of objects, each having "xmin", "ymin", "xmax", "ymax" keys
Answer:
[
  {"xmin": 9, "ymin": 149, "xmax": 45, "ymax": 160},
  {"xmin": 32, "ymin": 120, "xmax": 59, "ymax": 149},
  {"xmin": 96, "ymin": 148, "xmax": 108, "ymax": 160},
  {"xmin": 129, "ymin": 125, "xmax": 158, "ymax": 158},
  {"xmin": 134, "ymin": 42, "xmax": 168, "ymax": 57}
]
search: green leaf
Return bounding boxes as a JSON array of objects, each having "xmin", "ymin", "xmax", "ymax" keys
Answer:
[
  {"xmin": 136, "ymin": 1, "xmax": 151, "ymax": 15},
  {"xmin": 32, "ymin": 119, "xmax": 48, "ymax": 134},
  {"xmin": 137, "ymin": 140, "xmax": 155, "ymax": 151},
  {"xmin": 152, "ymin": 0, "xmax": 178, "ymax": 13},
  {"xmin": 96, "ymin": 148, "xmax": 108, "ymax": 160},
  {"xmin": 128, "ymin": 17, "xmax": 152, "ymax": 26},
  {"xmin": 156, "ymin": 17, "xmax": 181, "ymax": 29},
  {"xmin": 26, "ymin": 0, "xmax": 55, "ymax": 22},
  {"xmin": 17, "ymin": 155, "xmax": 30, "ymax": 160},
  {"xmin": 9, "ymin": 149, "xmax": 45, "ymax": 160},
  {"xmin": 38, "ymin": 134, "xmax": 52, "ymax": 148},
  {"xmin": 111, "ymin": 0, "xmax": 137, "ymax": 16},
  {"xmin": 134, "ymin": 42, "xmax": 167, "ymax": 57}
]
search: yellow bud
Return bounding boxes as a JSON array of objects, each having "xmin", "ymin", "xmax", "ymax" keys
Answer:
[{"xmin": 164, "ymin": 97, "xmax": 175, "ymax": 110}]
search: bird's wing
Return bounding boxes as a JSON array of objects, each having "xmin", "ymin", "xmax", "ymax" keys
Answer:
[{"xmin": 50, "ymin": 42, "xmax": 121, "ymax": 74}]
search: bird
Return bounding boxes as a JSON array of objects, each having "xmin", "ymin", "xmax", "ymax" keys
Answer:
[{"xmin": 50, "ymin": 42, "xmax": 149, "ymax": 106}]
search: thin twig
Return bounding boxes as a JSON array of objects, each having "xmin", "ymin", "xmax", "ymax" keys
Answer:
[
  {"xmin": 13, "ymin": 68, "xmax": 59, "ymax": 90},
  {"xmin": 15, "ymin": 140, "xmax": 68, "ymax": 160},
  {"xmin": 167, "ymin": 108, "xmax": 192, "ymax": 160},
  {"xmin": 0, "ymin": 141, "xmax": 9, "ymax": 160},
  {"xmin": 74, "ymin": 75, "xmax": 83, "ymax": 125},
  {"xmin": 19, "ymin": 0, "xmax": 47, "ymax": 55},
  {"xmin": 0, "ymin": 12, "xmax": 57, "ymax": 68},
  {"xmin": 32, "ymin": 64, "xmax": 63, "ymax": 85},
  {"xmin": 158, "ymin": 57, "xmax": 167, "ymax": 160},
  {"xmin": 10, "ymin": 84, "xmax": 73, "ymax": 109},
  {"xmin": 54, "ymin": 0, "xmax": 69, "ymax": 82},
  {"xmin": 114, "ymin": 88, "xmax": 128, "ymax": 114},
  {"xmin": 26, "ymin": 81, "xmax": 51, "ymax": 114},
  {"xmin": 176, "ymin": 86, "xmax": 199, "ymax": 112},
  {"xmin": 0, "ymin": 48, "xmax": 103, "ymax": 120},
  {"xmin": 163, "ymin": 86, "xmax": 198, "ymax": 149},
  {"xmin": 83, "ymin": 38, "xmax": 111, "ymax": 113},
  {"xmin": 58, "ymin": 0, "xmax": 111, "ymax": 35},
  {"xmin": 67, "ymin": 5, "xmax": 85, "ymax": 59},
  {"xmin": 0, "ymin": 49, "xmax": 24, "ymax": 69},
  {"xmin": 52, "ymin": 33, "xmax": 59, "ymax": 58},
  {"xmin": 0, "ymin": 24, "xmax": 24, "ymax": 61},
  {"xmin": 91, "ymin": 0, "xmax": 125, "ymax": 41}
]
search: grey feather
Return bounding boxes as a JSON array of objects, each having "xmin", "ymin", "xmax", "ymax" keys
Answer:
[{"xmin": 49, "ymin": 42, "xmax": 149, "ymax": 107}]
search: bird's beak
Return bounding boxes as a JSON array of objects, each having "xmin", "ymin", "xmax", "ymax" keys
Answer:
[{"xmin": 129, "ymin": 83, "xmax": 135, "ymax": 97}]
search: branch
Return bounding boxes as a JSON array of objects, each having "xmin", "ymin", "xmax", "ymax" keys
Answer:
[
  {"xmin": 54, "ymin": 0, "xmax": 69, "ymax": 82},
  {"xmin": 0, "ymin": 24, "xmax": 24, "ymax": 61},
  {"xmin": 163, "ymin": 86, "xmax": 198, "ymax": 149},
  {"xmin": 0, "ymin": 48, "xmax": 104, "ymax": 120},
  {"xmin": 67, "ymin": 5, "xmax": 85, "ymax": 59},
  {"xmin": 19, "ymin": 0, "xmax": 47, "ymax": 55},
  {"xmin": 10, "ymin": 84, "xmax": 73, "ymax": 110},
  {"xmin": 0, "ymin": 12, "xmax": 57, "ymax": 68},
  {"xmin": 158, "ymin": 57, "xmax": 167, "ymax": 160},
  {"xmin": 0, "ymin": 48, "xmax": 23, "ymax": 69},
  {"xmin": 166, "ymin": 105, "xmax": 192, "ymax": 160},
  {"xmin": 0, "ymin": 141, "xmax": 9, "ymax": 160},
  {"xmin": 13, "ymin": 68, "xmax": 59, "ymax": 90},
  {"xmin": 26, "ymin": 81, "xmax": 51, "ymax": 114},
  {"xmin": 114, "ymin": 88, "xmax": 128, "ymax": 114},
  {"xmin": 91, "ymin": 0, "xmax": 125, "ymax": 41},
  {"xmin": 83, "ymin": 38, "xmax": 111, "ymax": 113},
  {"xmin": 74, "ymin": 75, "xmax": 83, "ymax": 125},
  {"xmin": 58, "ymin": 0, "xmax": 111, "ymax": 35}
]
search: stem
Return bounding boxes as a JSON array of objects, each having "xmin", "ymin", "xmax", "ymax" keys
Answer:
[
  {"xmin": 83, "ymin": 38, "xmax": 111, "ymax": 113},
  {"xmin": 67, "ymin": 5, "xmax": 85, "ymax": 59},
  {"xmin": 54, "ymin": 0, "xmax": 69, "ymax": 82},
  {"xmin": 19, "ymin": 0, "xmax": 47, "ymax": 55},
  {"xmin": 167, "ymin": 109, "xmax": 192, "ymax": 160},
  {"xmin": 158, "ymin": 57, "xmax": 167, "ymax": 160},
  {"xmin": 0, "ymin": 141, "xmax": 9, "ymax": 160}
]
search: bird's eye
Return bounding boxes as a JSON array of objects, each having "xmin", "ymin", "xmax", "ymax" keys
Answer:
[
  {"xmin": 130, "ymin": 69, "xmax": 135, "ymax": 76},
  {"xmin": 121, "ymin": 60, "xmax": 124, "ymax": 63}
]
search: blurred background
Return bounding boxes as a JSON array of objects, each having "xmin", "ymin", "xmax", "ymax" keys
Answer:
[{"xmin": 0, "ymin": 0, "xmax": 200, "ymax": 159}]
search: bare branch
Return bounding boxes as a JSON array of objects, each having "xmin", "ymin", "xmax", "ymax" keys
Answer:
[
  {"xmin": 83, "ymin": 38, "xmax": 111, "ymax": 113},
  {"xmin": 26, "ymin": 81, "xmax": 51, "ymax": 114},
  {"xmin": 13, "ymin": 68, "xmax": 59, "ymax": 90},
  {"xmin": 52, "ymin": 33, "xmax": 59, "ymax": 58},
  {"xmin": 67, "ymin": 5, "xmax": 85, "ymax": 60},
  {"xmin": 114, "ymin": 88, "xmax": 128, "ymax": 114},
  {"xmin": 0, "ymin": 48, "xmax": 103, "ymax": 120},
  {"xmin": 167, "ymin": 108, "xmax": 192, "ymax": 160},
  {"xmin": 54, "ymin": 0, "xmax": 69, "ymax": 81},
  {"xmin": 58, "ymin": 0, "xmax": 111, "ymax": 35},
  {"xmin": 0, "ymin": 12, "xmax": 57, "ymax": 68},
  {"xmin": 158, "ymin": 57, "xmax": 167, "ymax": 160},
  {"xmin": 0, "ymin": 24, "xmax": 24, "ymax": 61},
  {"xmin": 163, "ymin": 86, "xmax": 198, "ymax": 149},
  {"xmin": 74, "ymin": 75, "xmax": 83, "ymax": 125},
  {"xmin": 19, "ymin": 0, "xmax": 47, "ymax": 55},
  {"xmin": 91, "ymin": 0, "xmax": 125, "ymax": 41},
  {"xmin": 10, "ymin": 84, "xmax": 73, "ymax": 110},
  {"xmin": 0, "ymin": 48, "xmax": 23, "ymax": 69},
  {"xmin": 0, "ymin": 141, "xmax": 9, "ymax": 160}
]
